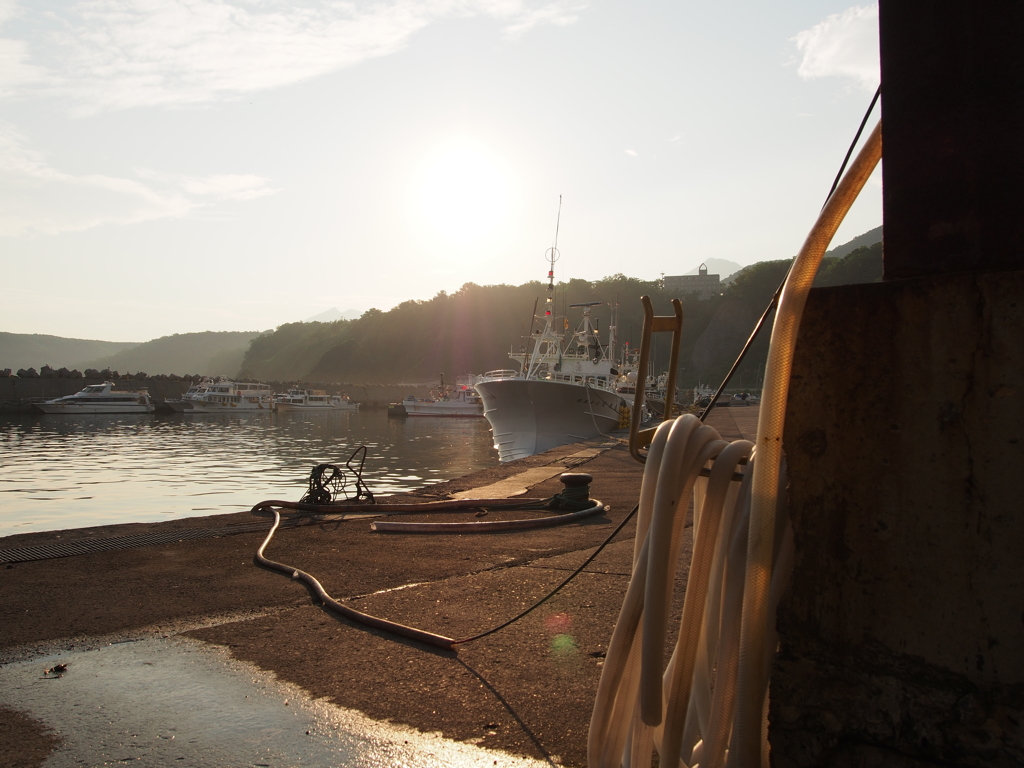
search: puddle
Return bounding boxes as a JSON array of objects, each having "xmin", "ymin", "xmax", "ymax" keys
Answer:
[{"xmin": 0, "ymin": 636, "xmax": 554, "ymax": 767}]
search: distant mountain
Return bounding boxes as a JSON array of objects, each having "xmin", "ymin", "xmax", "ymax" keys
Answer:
[
  {"xmin": 717, "ymin": 226, "xmax": 883, "ymax": 286},
  {"xmin": 0, "ymin": 333, "xmax": 139, "ymax": 371},
  {"xmin": 683, "ymin": 258, "xmax": 744, "ymax": 280},
  {"xmin": 304, "ymin": 307, "xmax": 363, "ymax": 323},
  {"xmin": 824, "ymin": 225, "xmax": 882, "ymax": 259},
  {"xmin": 79, "ymin": 331, "xmax": 265, "ymax": 376}
]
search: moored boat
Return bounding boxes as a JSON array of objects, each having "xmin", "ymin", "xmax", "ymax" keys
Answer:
[
  {"xmin": 186, "ymin": 380, "xmax": 275, "ymax": 412},
  {"xmin": 726, "ymin": 392, "xmax": 759, "ymax": 407},
  {"xmin": 403, "ymin": 378, "xmax": 484, "ymax": 417},
  {"xmin": 645, "ymin": 372, "xmax": 682, "ymax": 416},
  {"xmin": 34, "ymin": 381, "xmax": 155, "ymax": 414},
  {"xmin": 475, "ymin": 243, "xmax": 634, "ymax": 461},
  {"xmin": 274, "ymin": 389, "xmax": 359, "ymax": 412},
  {"xmin": 163, "ymin": 379, "xmax": 212, "ymax": 412}
]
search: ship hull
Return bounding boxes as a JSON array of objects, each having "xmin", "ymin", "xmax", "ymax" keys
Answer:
[
  {"xmin": 34, "ymin": 402, "xmax": 154, "ymax": 414},
  {"xmin": 475, "ymin": 378, "xmax": 627, "ymax": 462},
  {"xmin": 275, "ymin": 402, "xmax": 358, "ymax": 412},
  {"xmin": 403, "ymin": 402, "xmax": 483, "ymax": 417},
  {"xmin": 186, "ymin": 400, "xmax": 272, "ymax": 412}
]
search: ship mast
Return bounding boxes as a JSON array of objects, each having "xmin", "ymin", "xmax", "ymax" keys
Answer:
[
  {"xmin": 525, "ymin": 198, "xmax": 564, "ymax": 378},
  {"xmin": 545, "ymin": 194, "xmax": 561, "ymax": 322},
  {"xmin": 607, "ymin": 299, "xmax": 618, "ymax": 365}
]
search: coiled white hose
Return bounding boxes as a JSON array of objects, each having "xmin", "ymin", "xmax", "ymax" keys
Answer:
[{"xmin": 588, "ymin": 120, "xmax": 881, "ymax": 768}]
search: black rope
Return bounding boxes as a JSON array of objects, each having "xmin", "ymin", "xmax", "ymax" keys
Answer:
[
  {"xmin": 265, "ymin": 464, "xmax": 617, "ymax": 646},
  {"xmin": 299, "ymin": 446, "xmax": 375, "ymax": 505},
  {"xmin": 300, "ymin": 464, "xmax": 341, "ymax": 505},
  {"xmin": 700, "ymin": 84, "xmax": 882, "ymax": 422},
  {"xmin": 823, "ymin": 85, "xmax": 882, "ymax": 206},
  {"xmin": 545, "ymin": 483, "xmax": 594, "ymax": 511},
  {"xmin": 451, "ymin": 502, "xmax": 640, "ymax": 645}
]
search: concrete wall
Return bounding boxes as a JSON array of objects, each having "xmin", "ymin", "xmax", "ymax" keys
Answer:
[{"xmin": 770, "ymin": 270, "xmax": 1024, "ymax": 765}]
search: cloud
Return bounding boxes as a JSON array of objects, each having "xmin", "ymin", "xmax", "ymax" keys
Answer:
[
  {"xmin": 135, "ymin": 168, "xmax": 276, "ymax": 201},
  {"xmin": 624, "ymin": 149, "xmax": 637, "ymax": 157},
  {"xmin": 499, "ymin": 0, "xmax": 587, "ymax": 38},
  {"xmin": 0, "ymin": 1, "xmax": 48, "ymax": 97},
  {"xmin": 0, "ymin": 123, "xmax": 274, "ymax": 236},
  {"xmin": 793, "ymin": 4, "xmax": 879, "ymax": 90},
  {"xmin": 0, "ymin": 0, "xmax": 589, "ymax": 113}
]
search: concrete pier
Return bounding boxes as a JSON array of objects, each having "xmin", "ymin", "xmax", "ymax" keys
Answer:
[{"xmin": 0, "ymin": 407, "xmax": 757, "ymax": 767}]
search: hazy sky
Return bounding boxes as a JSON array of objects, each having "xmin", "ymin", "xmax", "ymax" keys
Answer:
[{"xmin": 1, "ymin": 1, "xmax": 881, "ymax": 342}]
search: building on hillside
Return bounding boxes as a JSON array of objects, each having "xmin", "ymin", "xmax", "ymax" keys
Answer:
[{"xmin": 662, "ymin": 264, "xmax": 721, "ymax": 299}]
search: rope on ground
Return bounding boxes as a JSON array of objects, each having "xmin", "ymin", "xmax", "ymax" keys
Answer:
[
  {"xmin": 451, "ymin": 502, "xmax": 640, "ymax": 645},
  {"xmin": 249, "ymin": 489, "xmax": 638, "ymax": 651}
]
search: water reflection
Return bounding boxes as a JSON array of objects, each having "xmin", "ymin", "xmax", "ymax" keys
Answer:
[{"xmin": 0, "ymin": 411, "xmax": 498, "ymax": 535}]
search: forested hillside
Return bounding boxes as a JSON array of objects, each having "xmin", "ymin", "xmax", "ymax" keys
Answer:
[
  {"xmin": 239, "ymin": 277, "xmax": 697, "ymax": 384},
  {"xmin": 823, "ymin": 225, "xmax": 883, "ymax": 260},
  {"xmin": 0, "ymin": 333, "xmax": 139, "ymax": 371},
  {"xmin": 239, "ymin": 239, "xmax": 883, "ymax": 388},
  {"xmin": 4, "ymin": 238, "xmax": 883, "ymax": 386},
  {"xmin": 80, "ymin": 331, "xmax": 264, "ymax": 376}
]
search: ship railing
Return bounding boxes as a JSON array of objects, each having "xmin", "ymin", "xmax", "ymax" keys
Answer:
[
  {"xmin": 547, "ymin": 372, "xmax": 615, "ymax": 390},
  {"xmin": 480, "ymin": 369, "xmax": 518, "ymax": 380}
]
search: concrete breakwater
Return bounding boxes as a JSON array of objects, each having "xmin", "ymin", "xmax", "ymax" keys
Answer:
[{"xmin": 0, "ymin": 378, "xmax": 435, "ymax": 412}]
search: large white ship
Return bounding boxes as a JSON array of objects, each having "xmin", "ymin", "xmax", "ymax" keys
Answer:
[{"xmin": 475, "ymin": 247, "xmax": 633, "ymax": 462}]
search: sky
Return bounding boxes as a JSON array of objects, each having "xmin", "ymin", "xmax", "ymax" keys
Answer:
[{"xmin": 0, "ymin": 0, "xmax": 882, "ymax": 342}]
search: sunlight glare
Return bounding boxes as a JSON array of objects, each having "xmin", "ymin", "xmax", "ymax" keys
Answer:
[{"xmin": 407, "ymin": 137, "xmax": 517, "ymax": 247}]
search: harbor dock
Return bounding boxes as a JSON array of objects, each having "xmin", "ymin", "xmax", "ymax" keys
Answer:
[{"xmin": 0, "ymin": 407, "xmax": 757, "ymax": 768}]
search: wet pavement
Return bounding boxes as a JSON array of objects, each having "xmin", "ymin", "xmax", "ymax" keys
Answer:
[
  {"xmin": 0, "ymin": 636, "xmax": 554, "ymax": 768},
  {"xmin": 0, "ymin": 407, "xmax": 758, "ymax": 768}
]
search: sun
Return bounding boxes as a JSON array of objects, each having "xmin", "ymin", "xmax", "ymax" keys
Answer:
[{"xmin": 407, "ymin": 137, "xmax": 517, "ymax": 247}]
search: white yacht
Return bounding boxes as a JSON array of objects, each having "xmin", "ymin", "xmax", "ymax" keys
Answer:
[
  {"xmin": 34, "ymin": 381, "xmax": 155, "ymax": 414},
  {"xmin": 274, "ymin": 389, "xmax": 359, "ymax": 412},
  {"xmin": 475, "ymin": 248, "xmax": 634, "ymax": 462},
  {"xmin": 186, "ymin": 380, "xmax": 275, "ymax": 412},
  {"xmin": 163, "ymin": 379, "xmax": 212, "ymax": 412}
]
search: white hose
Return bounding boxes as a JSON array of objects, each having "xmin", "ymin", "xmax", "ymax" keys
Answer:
[
  {"xmin": 588, "ymin": 120, "xmax": 881, "ymax": 768},
  {"xmin": 733, "ymin": 119, "xmax": 882, "ymax": 765}
]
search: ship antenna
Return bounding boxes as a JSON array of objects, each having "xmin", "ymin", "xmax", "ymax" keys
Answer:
[
  {"xmin": 552, "ymin": 194, "xmax": 562, "ymax": 250},
  {"xmin": 544, "ymin": 195, "xmax": 562, "ymax": 333},
  {"xmin": 545, "ymin": 195, "xmax": 562, "ymax": 292}
]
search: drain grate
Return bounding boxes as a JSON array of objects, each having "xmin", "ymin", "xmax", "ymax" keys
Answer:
[{"xmin": 0, "ymin": 521, "xmax": 288, "ymax": 565}]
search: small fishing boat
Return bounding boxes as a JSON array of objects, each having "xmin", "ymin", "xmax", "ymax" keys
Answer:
[
  {"xmin": 641, "ymin": 371, "xmax": 684, "ymax": 417},
  {"xmin": 34, "ymin": 381, "xmax": 155, "ymax": 414},
  {"xmin": 274, "ymin": 389, "xmax": 359, "ymax": 412},
  {"xmin": 402, "ymin": 381, "xmax": 484, "ymax": 417},
  {"xmin": 726, "ymin": 392, "xmax": 759, "ymax": 407}
]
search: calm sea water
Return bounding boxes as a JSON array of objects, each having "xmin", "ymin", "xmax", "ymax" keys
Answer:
[{"xmin": 0, "ymin": 410, "xmax": 498, "ymax": 536}]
